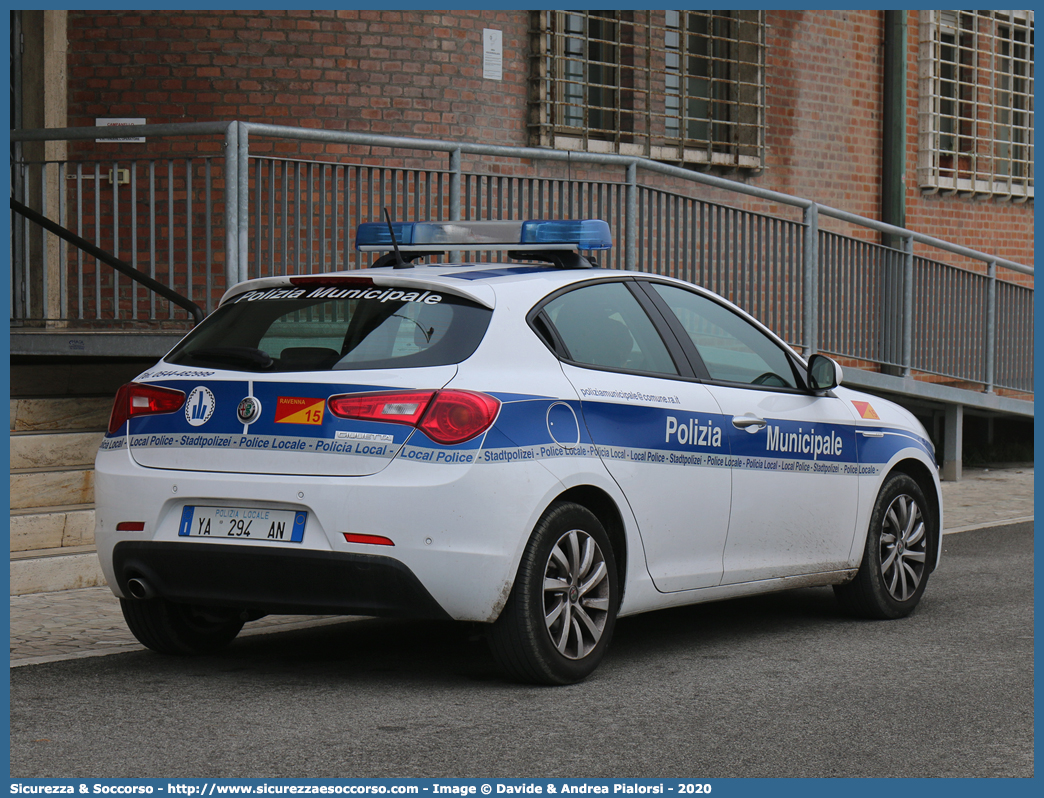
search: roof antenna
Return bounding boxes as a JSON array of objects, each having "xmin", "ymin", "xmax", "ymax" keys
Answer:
[{"xmin": 383, "ymin": 208, "xmax": 411, "ymax": 269}]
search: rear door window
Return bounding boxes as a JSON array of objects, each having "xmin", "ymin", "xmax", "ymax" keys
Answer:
[
  {"xmin": 166, "ymin": 285, "xmax": 492, "ymax": 372},
  {"xmin": 541, "ymin": 281, "xmax": 679, "ymax": 376}
]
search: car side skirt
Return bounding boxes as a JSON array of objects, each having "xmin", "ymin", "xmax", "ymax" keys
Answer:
[{"xmin": 618, "ymin": 568, "xmax": 859, "ymax": 618}]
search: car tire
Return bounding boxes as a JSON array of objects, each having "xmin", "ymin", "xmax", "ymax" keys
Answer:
[
  {"xmin": 834, "ymin": 472, "xmax": 933, "ymax": 619},
  {"xmin": 120, "ymin": 597, "xmax": 245, "ymax": 655},
  {"xmin": 489, "ymin": 502, "xmax": 619, "ymax": 685}
]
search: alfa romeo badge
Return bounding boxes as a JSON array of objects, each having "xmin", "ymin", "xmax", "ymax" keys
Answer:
[{"xmin": 237, "ymin": 396, "xmax": 261, "ymax": 424}]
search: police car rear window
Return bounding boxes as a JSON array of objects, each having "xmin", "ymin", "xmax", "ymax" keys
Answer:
[{"xmin": 165, "ymin": 285, "xmax": 492, "ymax": 372}]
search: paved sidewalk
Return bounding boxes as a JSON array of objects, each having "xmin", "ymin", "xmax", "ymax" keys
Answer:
[
  {"xmin": 939, "ymin": 464, "xmax": 1034, "ymax": 531},
  {"xmin": 10, "ymin": 465, "xmax": 1033, "ymax": 667}
]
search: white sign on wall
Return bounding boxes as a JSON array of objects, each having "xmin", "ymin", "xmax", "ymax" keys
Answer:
[
  {"xmin": 483, "ymin": 29, "xmax": 503, "ymax": 81},
  {"xmin": 96, "ymin": 118, "xmax": 147, "ymax": 143}
]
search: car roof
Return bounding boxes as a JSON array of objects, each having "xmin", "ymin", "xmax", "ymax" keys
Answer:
[{"xmin": 219, "ymin": 261, "xmax": 665, "ymax": 308}]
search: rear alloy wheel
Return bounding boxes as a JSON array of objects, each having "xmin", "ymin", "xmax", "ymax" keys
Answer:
[
  {"xmin": 121, "ymin": 597, "xmax": 245, "ymax": 655},
  {"xmin": 835, "ymin": 473, "xmax": 932, "ymax": 619},
  {"xmin": 489, "ymin": 502, "xmax": 619, "ymax": 684}
]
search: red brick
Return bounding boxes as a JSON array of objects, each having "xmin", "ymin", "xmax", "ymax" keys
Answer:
[{"xmin": 62, "ymin": 8, "xmax": 1032, "ymax": 273}]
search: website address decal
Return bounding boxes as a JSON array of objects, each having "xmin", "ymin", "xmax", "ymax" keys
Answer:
[{"xmin": 579, "ymin": 388, "xmax": 681, "ymax": 405}]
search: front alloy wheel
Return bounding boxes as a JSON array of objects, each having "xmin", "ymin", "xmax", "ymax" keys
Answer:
[
  {"xmin": 878, "ymin": 492, "xmax": 927, "ymax": 602},
  {"xmin": 489, "ymin": 502, "xmax": 619, "ymax": 684},
  {"xmin": 834, "ymin": 472, "xmax": 933, "ymax": 619}
]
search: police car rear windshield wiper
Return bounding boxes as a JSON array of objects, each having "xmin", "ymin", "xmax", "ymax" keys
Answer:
[
  {"xmin": 392, "ymin": 313, "xmax": 434, "ymax": 343},
  {"xmin": 184, "ymin": 346, "xmax": 274, "ymax": 370}
]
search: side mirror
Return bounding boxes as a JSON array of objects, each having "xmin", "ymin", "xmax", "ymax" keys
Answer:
[{"xmin": 808, "ymin": 354, "xmax": 843, "ymax": 393}]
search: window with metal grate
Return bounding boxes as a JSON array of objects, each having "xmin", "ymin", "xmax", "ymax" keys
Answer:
[
  {"xmin": 918, "ymin": 10, "xmax": 1034, "ymax": 200},
  {"xmin": 532, "ymin": 10, "xmax": 766, "ymax": 170}
]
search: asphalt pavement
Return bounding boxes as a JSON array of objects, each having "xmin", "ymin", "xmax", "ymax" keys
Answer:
[
  {"xmin": 9, "ymin": 465, "xmax": 1033, "ymax": 667},
  {"xmin": 10, "ymin": 520, "xmax": 1033, "ymax": 777}
]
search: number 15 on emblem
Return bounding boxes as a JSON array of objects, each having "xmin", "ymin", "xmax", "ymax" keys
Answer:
[{"xmin": 275, "ymin": 396, "xmax": 325, "ymax": 425}]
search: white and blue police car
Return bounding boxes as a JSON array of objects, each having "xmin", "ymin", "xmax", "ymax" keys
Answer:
[{"xmin": 94, "ymin": 218, "xmax": 942, "ymax": 684}]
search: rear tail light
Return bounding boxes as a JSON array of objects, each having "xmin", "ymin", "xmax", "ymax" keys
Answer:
[
  {"xmin": 418, "ymin": 390, "xmax": 501, "ymax": 445},
  {"xmin": 327, "ymin": 389, "xmax": 500, "ymax": 445},
  {"xmin": 328, "ymin": 390, "xmax": 436, "ymax": 427},
  {"xmin": 108, "ymin": 382, "xmax": 187, "ymax": 434}
]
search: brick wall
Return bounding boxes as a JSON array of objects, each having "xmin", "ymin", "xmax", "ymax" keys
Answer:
[
  {"xmin": 68, "ymin": 10, "xmax": 531, "ymax": 152},
  {"xmin": 760, "ymin": 10, "xmax": 885, "ymax": 220},
  {"xmin": 898, "ymin": 11, "xmax": 1032, "ymax": 276},
  {"xmin": 757, "ymin": 10, "xmax": 1031, "ymax": 280},
  {"xmin": 65, "ymin": 8, "xmax": 1032, "ymax": 278}
]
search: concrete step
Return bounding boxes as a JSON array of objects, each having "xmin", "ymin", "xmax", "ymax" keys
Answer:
[
  {"xmin": 10, "ymin": 430, "xmax": 105, "ymax": 470},
  {"xmin": 10, "ymin": 466, "xmax": 95, "ymax": 510},
  {"xmin": 10, "ymin": 505, "xmax": 95, "ymax": 552},
  {"xmin": 10, "ymin": 396, "xmax": 112, "ymax": 433},
  {"xmin": 10, "ymin": 545, "xmax": 108, "ymax": 595}
]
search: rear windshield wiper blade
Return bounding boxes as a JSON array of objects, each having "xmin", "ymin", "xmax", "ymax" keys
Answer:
[{"xmin": 184, "ymin": 346, "xmax": 274, "ymax": 369}]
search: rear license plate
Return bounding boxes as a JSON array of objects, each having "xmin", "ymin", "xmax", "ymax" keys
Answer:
[{"xmin": 178, "ymin": 506, "xmax": 307, "ymax": 543}]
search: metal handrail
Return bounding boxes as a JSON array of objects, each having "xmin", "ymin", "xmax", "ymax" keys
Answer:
[
  {"xmin": 9, "ymin": 121, "xmax": 1033, "ymax": 398},
  {"xmin": 12, "ymin": 122, "xmax": 242, "ymax": 285},
  {"xmin": 236, "ymin": 122, "xmax": 1033, "ymax": 275},
  {"xmin": 11, "ymin": 121, "xmax": 1032, "ymax": 276},
  {"xmin": 232, "ymin": 122, "xmax": 1032, "ymax": 393},
  {"xmin": 10, "ymin": 197, "xmax": 204, "ymax": 324}
]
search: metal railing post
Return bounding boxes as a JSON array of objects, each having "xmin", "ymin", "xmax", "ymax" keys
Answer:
[
  {"xmin": 41, "ymin": 162, "xmax": 49, "ymax": 320},
  {"xmin": 902, "ymin": 234, "xmax": 914, "ymax": 377},
  {"xmin": 224, "ymin": 122, "xmax": 239, "ymax": 291},
  {"xmin": 448, "ymin": 148, "xmax": 462, "ymax": 261},
  {"xmin": 985, "ymin": 260, "xmax": 997, "ymax": 393},
  {"xmin": 802, "ymin": 204, "xmax": 818, "ymax": 356},
  {"xmin": 11, "ymin": 157, "xmax": 24, "ymax": 321},
  {"xmin": 238, "ymin": 122, "xmax": 250, "ymax": 281},
  {"xmin": 449, "ymin": 148, "xmax": 462, "ymax": 221},
  {"xmin": 626, "ymin": 161, "xmax": 637, "ymax": 271}
]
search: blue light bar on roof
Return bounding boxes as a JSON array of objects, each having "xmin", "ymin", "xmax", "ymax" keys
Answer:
[
  {"xmin": 520, "ymin": 219, "xmax": 612, "ymax": 250},
  {"xmin": 355, "ymin": 219, "xmax": 612, "ymax": 252},
  {"xmin": 355, "ymin": 222, "xmax": 417, "ymax": 249}
]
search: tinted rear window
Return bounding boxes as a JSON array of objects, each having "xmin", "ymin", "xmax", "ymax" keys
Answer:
[{"xmin": 166, "ymin": 285, "xmax": 492, "ymax": 372}]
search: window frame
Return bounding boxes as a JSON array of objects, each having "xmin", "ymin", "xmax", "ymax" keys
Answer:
[
  {"xmin": 917, "ymin": 9, "xmax": 1034, "ymax": 200},
  {"xmin": 532, "ymin": 10, "xmax": 766, "ymax": 170}
]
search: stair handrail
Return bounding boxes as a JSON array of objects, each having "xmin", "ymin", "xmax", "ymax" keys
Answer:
[{"xmin": 10, "ymin": 197, "xmax": 205, "ymax": 325}]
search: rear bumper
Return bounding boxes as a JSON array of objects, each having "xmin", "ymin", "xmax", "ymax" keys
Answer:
[
  {"xmin": 93, "ymin": 444, "xmax": 580, "ymax": 622},
  {"xmin": 113, "ymin": 541, "xmax": 452, "ymax": 619}
]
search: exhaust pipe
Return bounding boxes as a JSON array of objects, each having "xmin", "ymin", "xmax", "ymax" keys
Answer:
[{"xmin": 126, "ymin": 577, "xmax": 155, "ymax": 600}]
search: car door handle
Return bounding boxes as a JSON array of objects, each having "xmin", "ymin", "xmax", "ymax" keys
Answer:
[{"xmin": 732, "ymin": 414, "xmax": 767, "ymax": 430}]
